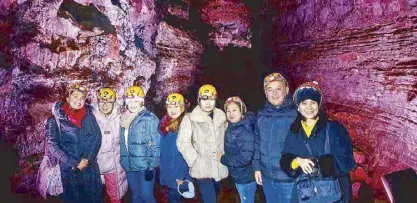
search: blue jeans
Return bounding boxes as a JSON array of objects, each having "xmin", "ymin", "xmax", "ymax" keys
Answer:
[
  {"xmin": 196, "ymin": 179, "xmax": 221, "ymax": 203},
  {"xmin": 235, "ymin": 181, "xmax": 257, "ymax": 203},
  {"xmin": 126, "ymin": 171, "xmax": 156, "ymax": 203},
  {"xmin": 167, "ymin": 188, "xmax": 183, "ymax": 203},
  {"xmin": 262, "ymin": 176, "xmax": 294, "ymax": 203}
]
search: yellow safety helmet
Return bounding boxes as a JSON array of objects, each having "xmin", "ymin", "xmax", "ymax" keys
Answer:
[
  {"xmin": 97, "ymin": 87, "xmax": 116, "ymax": 102},
  {"xmin": 198, "ymin": 84, "xmax": 217, "ymax": 99},
  {"xmin": 166, "ymin": 93, "xmax": 185, "ymax": 106},
  {"xmin": 126, "ymin": 86, "xmax": 145, "ymax": 98}
]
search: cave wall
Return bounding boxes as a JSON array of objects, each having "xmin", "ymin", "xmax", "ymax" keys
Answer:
[
  {"xmin": 0, "ymin": 0, "xmax": 253, "ymax": 197},
  {"xmin": 265, "ymin": 0, "xmax": 417, "ymax": 199},
  {"xmin": 1, "ymin": 0, "xmax": 416, "ymax": 201}
]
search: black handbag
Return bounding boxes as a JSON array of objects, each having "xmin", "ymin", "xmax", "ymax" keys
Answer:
[{"xmin": 296, "ymin": 123, "xmax": 342, "ymax": 203}]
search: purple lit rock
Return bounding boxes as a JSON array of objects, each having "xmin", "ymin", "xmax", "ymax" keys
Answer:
[{"xmin": 269, "ymin": 0, "xmax": 417, "ymax": 199}]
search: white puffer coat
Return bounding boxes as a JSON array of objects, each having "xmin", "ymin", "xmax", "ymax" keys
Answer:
[{"xmin": 92, "ymin": 103, "xmax": 128, "ymax": 200}]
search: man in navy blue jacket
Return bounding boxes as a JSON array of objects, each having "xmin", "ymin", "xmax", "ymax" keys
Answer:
[{"xmin": 253, "ymin": 73, "xmax": 297, "ymax": 203}]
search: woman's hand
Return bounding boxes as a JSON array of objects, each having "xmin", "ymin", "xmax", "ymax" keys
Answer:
[
  {"xmin": 213, "ymin": 152, "xmax": 222, "ymax": 161},
  {"xmin": 77, "ymin": 159, "xmax": 89, "ymax": 170},
  {"xmin": 295, "ymin": 157, "xmax": 315, "ymax": 174},
  {"xmin": 254, "ymin": 171, "xmax": 262, "ymax": 185},
  {"xmin": 176, "ymin": 179, "xmax": 185, "ymax": 185}
]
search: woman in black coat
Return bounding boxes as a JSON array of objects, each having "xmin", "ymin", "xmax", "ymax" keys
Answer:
[{"xmin": 280, "ymin": 82, "xmax": 355, "ymax": 203}]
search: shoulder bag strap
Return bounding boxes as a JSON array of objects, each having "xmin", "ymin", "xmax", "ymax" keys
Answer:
[{"xmin": 324, "ymin": 123, "xmax": 330, "ymax": 154}]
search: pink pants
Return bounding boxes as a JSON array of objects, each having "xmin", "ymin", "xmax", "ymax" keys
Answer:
[{"xmin": 104, "ymin": 173, "xmax": 120, "ymax": 203}]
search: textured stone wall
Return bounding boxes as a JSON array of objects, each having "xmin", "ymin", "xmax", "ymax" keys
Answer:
[
  {"xmin": 266, "ymin": 0, "xmax": 417, "ymax": 199},
  {"xmin": 0, "ymin": 0, "xmax": 252, "ymax": 197}
]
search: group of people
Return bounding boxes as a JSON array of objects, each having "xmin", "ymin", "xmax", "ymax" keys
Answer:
[{"xmin": 43, "ymin": 72, "xmax": 355, "ymax": 203}]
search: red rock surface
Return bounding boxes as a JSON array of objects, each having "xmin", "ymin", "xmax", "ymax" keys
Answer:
[
  {"xmin": 267, "ymin": 0, "xmax": 417, "ymax": 199},
  {"xmin": 1, "ymin": 0, "xmax": 416, "ymax": 202}
]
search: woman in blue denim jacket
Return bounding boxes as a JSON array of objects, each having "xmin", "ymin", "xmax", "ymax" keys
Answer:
[{"xmin": 119, "ymin": 86, "xmax": 160, "ymax": 203}]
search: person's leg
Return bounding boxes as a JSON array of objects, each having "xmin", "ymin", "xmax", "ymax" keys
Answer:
[
  {"xmin": 104, "ymin": 173, "xmax": 121, "ymax": 203},
  {"xmin": 83, "ymin": 165, "xmax": 104, "ymax": 203},
  {"xmin": 167, "ymin": 188, "xmax": 182, "ymax": 203},
  {"xmin": 61, "ymin": 170, "xmax": 77, "ymax": 203},
  {"xmin": 235, "ymin": 181, "xmax": 257, "ymax": 203},
  {"xmin": 138, "ymin": 170, "xmax": 156, "ymax": 203},
  {"xmin": 275, "ymin": 182, "xmax": 294, "ymax": 203},
  {"xmin": 196, "ymin": 179, "xmax": 216, "ymax": 203},
  {"xmin": 126, "ymin": 171, "xmax": 141, "ymax": 203},
  {"xmin": 214, "ymin": 180, "xmax": 221, "ymax": 200},
  {"xmin": 262, "ymin": 176, "xmax": 294, "ymax": 203}
]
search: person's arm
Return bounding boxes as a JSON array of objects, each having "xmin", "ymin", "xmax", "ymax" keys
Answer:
[
  {"xmin": 45, "ymin": 117, "xmax": 80, "ymax": 168},
  {"xmin": 221, "ymin": 130, "xmax": 255, "ymax": 168},
  {"xmin": 147, "ymin": 118, "xmax": 160, "ymax": 169},
  {"xmin": 252, "ymin": 119, "xmax": 261, "ymax": 171},
  {"xmin": 84, "ymin": 116, "xmax": 102, "ymax": 162},
  {"xmin": 176, "ymin": 115, "xmax": 198, "ymax": 167}
]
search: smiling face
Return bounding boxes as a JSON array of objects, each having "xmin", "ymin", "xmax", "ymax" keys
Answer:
[
  {"xmin": 199, "ymin": 98, "xmax": 216, "ymax": 113},
  {"xmin": 98, "ymin": 101, "xmax": 115, "ymax": 115},
  {"xmin": 264, "ymin": 80, "xmax": 289, "ymax": 106},
  {"xmin": 66, "ymin": 90, "xmax": 86, "ymax": 110},
  {"xmin": 125, "ymin": 97, "xmax": 144, "ymax": 113},
  {"xmin": 298, "ymin": 99, "xmax": 319, "ymax": 120},
  {"xmin": 167, "ymin": 104, "xmax": 183, "ymax": 119},
  {"xmin": 226, "ymin": 102, "xmax": 242, "ymax": 124}
]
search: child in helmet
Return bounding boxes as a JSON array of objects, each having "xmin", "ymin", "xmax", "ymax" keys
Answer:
[
  {"xmin": 216, "ymin": 96, "xmax": 256, "ymax": 203},
  {"xmin": 177, "ymin": 84, "xmax": 228, "ymax": 203},
  {"xmin": 92, "ymin": 88, "xmax": 128, "ymax": 203},
  {"xmin": 159, "ymin": 93, "xmax": 194, "ymax": 202},
  {"xmin": 119, "ymin": 86, "xmax": 160, "ymax": 203}
]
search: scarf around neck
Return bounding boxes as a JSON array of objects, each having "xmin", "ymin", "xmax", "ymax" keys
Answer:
[{"xmin": 63, "ymin": 102, "xmax": 86, "ymax": 128}]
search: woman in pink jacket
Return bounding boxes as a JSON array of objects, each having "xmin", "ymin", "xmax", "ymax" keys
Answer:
[{"xmin": 93, "ymin": 87, "xmax": 128, "ymax": 203}]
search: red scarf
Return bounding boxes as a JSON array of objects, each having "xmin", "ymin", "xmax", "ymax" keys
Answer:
[
  {"xmin": 159, "ymin": 115, "xmax": 172, "ymax": 136},
  {"xmin": 63, "ymin": 102, "xmax": 86, "ymax": 128}
]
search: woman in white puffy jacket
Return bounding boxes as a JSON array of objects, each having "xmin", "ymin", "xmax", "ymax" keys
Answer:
[{"xmin": 92, "ymin": 87, "xmax": 128, "ymax": 203}]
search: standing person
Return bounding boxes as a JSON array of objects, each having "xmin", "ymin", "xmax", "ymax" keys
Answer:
[
  {"xmin": 119, "ymin": 85, "xmax": 160, "ymax": 203},
  {"xmin": 280, "ymin": 81, "xmax": 355, "ymax": 203},
  {"xmin": 159, "ymin": 93, "xmax": 193, "ymax": 203},
  {"xmin": 216, "ymin": 96, "xmax": 256, "ymax": 203},
  {"xmin": 46, "ymin": 83, "xmax": 103, "ymax": 203},
  {"xmin": 253, "ymin": 73, "xmax": 298, "ymax": 203},
  {"xmin": 177, "ymin": 84, "xmax": 228, "ymax": 203},
  {"xmin": 92, "ymin": 87, "xmax": 128, "ymax": 203}
]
